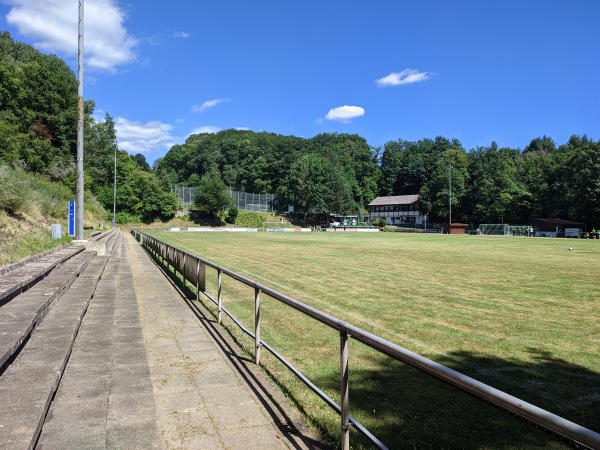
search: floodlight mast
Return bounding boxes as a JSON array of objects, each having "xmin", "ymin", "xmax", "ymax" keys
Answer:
[
  {"xmin": 448, "ymin": 164, "xmax": 453, "ymax": 225},
  {"xmin": 112, "ymin": 145, "xmax": 116, "ymax": 227},
  {"xmin": 75, "ymin": 0, "xmax": 85, "ymax": 240}
]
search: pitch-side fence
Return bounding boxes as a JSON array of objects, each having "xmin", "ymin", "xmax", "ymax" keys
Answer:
[
  {"xmin": 130, "ymin": 228, "xmax": 600, "ymax": 450},
  {"xmin": 172, "ymin": 186, "xmax": 281, "ymax": 212}
]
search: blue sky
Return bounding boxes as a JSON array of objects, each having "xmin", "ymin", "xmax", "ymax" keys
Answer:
[{"xmin": 1, "ymin": 1, "xmax": 598, "ymax": 165}]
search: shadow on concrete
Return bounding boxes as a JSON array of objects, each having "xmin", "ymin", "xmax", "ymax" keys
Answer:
[{"xmin": 142, "ymin": 246, "xmax": 329, "ymax": 450}]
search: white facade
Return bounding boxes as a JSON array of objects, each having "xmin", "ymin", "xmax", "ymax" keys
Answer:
[{"xmin": 368, "ymin": 195, "xmax": 425, "ymax": 226}]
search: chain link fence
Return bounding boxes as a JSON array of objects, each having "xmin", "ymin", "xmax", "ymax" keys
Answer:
[{"xmin": 172, "ymin": 186, "xmax": 283, "ymax": 213}]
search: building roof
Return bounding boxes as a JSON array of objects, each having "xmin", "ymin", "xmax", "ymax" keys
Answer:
[
  {"xmin": 368, "ymin": 195, "xmax": 420, "ymax": 206},
  {"xmin": 534, "ymin": 218, "xmax": 583, "ymax": 226}
]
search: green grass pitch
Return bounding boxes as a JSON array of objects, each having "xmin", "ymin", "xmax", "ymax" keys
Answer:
[{"xmin": 147, "ymin": 230, "xmax": 599, "ymax": 449}]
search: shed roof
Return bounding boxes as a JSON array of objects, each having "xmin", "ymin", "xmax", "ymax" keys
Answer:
[
  {"xmin": 534, "ymin": 218, "xmax": 583, "ymax": 226},
  {"xmin": 368, "ymin": 195, "xmax": 420, "ymax": 206}
]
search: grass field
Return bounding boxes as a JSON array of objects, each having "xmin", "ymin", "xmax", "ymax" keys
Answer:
[{"xmin": 145, "ymin": 230, "xmax": 600, "ymax": 449}]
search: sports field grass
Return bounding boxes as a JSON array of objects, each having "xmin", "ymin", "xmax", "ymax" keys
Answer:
[{"xmin": 145, "ymin": 230, "xmax": 599, "ymax": 449}]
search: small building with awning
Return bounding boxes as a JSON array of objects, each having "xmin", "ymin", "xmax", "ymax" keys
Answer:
[{"xmin": 533, "ymin": 218, "xmax": 584, "ymax": 238}]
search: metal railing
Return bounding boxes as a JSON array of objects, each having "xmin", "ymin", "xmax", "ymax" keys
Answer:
[{"xmin": 131, "ymin": 228, "xmax": 600, "ymax": 450}]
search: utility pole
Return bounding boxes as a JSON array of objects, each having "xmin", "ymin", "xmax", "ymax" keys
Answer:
[
  {"xmin": 448, "ymin": 164, "xmax": 453, "ymax": 225},
  {"xmin": 75, "ymin": 0, "xmax": 85, "ymax": 240},
  {"xmin": 112, "ymin": 143, "xmax": 116, "ymax": 227}
]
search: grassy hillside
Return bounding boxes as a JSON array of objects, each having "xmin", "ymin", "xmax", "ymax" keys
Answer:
[{"xmin": 0, "ymin": 164, "xmax": 110, "ymax": 266}]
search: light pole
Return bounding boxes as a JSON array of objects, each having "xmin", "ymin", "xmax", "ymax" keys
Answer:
[
  {"xmin": 112, "ymin": 144, "xmax": 116, "ymax": 227},
  {"xmin": 448, "ymin": 164, "xmax": 453, "ymax": 225},
  {"xmin": 75, "ymin": 0, "xmax": 85, "ymax": 240}
]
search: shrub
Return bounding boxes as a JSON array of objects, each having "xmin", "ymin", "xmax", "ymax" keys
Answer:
[
  {"xmin": 235, "ymin": 211, "xmax": 267, "ymax": 228},
  {"xmin": 0, "ymin": 165, "xmax": 29, "ymax": 215},
  {"xmin": 115, "ymin": 211, "xmax": 141, "ymax": 224},
  {"xmin": 226, "ymin": 205, "xmax": 239, "ymax": 224}
]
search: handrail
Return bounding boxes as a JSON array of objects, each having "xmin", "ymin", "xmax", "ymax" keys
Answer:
[{"xmin": 131, "ymin": 228, "xmax": 600, "ymax": 450}]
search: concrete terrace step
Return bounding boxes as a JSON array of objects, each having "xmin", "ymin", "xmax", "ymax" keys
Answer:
[
  {"xmin": 0, "ymin": 250, "xmax": 96, "ymax": 370},
  {"xmin": 88, "ymin": 228, "xmax": 118, "ymax": 242},
  {"xmin": 37, "ymin": 232, "xmax": 162, "ymax": 449},
  {"xmin": 82, "ymin": 228, "xmax": 119, "ymax": 257},
  {"xmin": 0, "ymin": 229, "xmax": 320, "ymax": 449},
  {"xmin": 0, "ymin": 246, "xmax": 84, "ymax": 306},
  {"xmin": 0, "ymin": 254, "xmax": 109, "ymax": 449}
]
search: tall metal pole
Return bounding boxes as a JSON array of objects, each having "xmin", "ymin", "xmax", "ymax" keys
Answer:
[
  {"xmin": 75, "ymin": 0, "xmax": 85, "ymax": 240},
  {"xmin": 448, "ymin": 164, "xmax": 452, "ymax": 226},
  {"xmin": 112, "ymin": 143, "xmax": 116, "ymax": 227}
]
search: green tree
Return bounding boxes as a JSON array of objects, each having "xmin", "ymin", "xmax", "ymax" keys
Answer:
[
  {"xmin": 556, "ymin": 136, "xmax": 600, "ymax": 226},
  {"xmin": 283, "ymin": 153, "xmax": 329, "ymax": 221},
  {"xmin": 0, "ymin": 32, "xmax": 77, "ymax": 174},
  {"xmin": 131, "ymin": 153, "xmax": 151, "ymax": 172},
  {"xmin": 394, "ymin": 137, "xmax": 469, "ymax": 223},
  {"xmin": 466, "ymin": 143, "xmax": 531, "ymax": 224},
  {"xmin": 518, "ymin": 136, "xmax": 560, "ymax": 221},
  {"xmin": 193, "ymin": 171, "xmax": 233, "ymax": 219},
  {"xmin": 85, "ymin": 109, "xmax": 118, "ymax": 192}
]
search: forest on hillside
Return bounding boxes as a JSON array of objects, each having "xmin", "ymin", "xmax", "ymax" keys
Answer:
[
  {"xmin": 1, "ymin": 31, "xmax": 599, "ymax": 227},
  {"xmin": 0, "ymin": 32, "xmax": 177, "ymax": 224},
  {"xmin": 156, "ymin": 130, "xmax": 600, "ymax": 227}
]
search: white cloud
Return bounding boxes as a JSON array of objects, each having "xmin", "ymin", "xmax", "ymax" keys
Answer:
[
  {"xmin": 191, "ymin": 98, "xmax": 230, "ymax": 113},
  {"xmin": 5, "ymin": 0, "xmax": 137, "ymax": 72},
  {"xmin": 325, "ymin": 105, "xmax": 365, "ymax": 123},
  {"xmin": 173, "ymin": 31, "xmax": 190, "ymax": 39},
  {"xmin": 190, "ymin": 126, "xmax": 221, "ymax": 135},
  {"xmin": 375, "ymin": 69, "xmax": 431, "ymax": 87},
  {"xmin": 114, "ymin": 117, "xmax": 176, "ymax": 154}
]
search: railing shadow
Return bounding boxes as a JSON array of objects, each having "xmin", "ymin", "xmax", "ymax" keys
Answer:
[
  {"xmin": 132, "ymin": 230, "xmax": 598, "ymax": 449},
  {"xmin": 318, "ymin": 347, "xmax": 599, "ymax": 449},
  {"xmin": 141, "ymin": 243, "xmax": 329, "ymax": 450}
]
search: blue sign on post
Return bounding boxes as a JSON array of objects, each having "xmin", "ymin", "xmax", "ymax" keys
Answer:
[{"xmin": 69, "ymin": 201, "xmax": 75, "ymax": 237}]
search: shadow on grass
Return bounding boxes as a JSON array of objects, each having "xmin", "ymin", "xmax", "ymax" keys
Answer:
[
  {"xmin": 136, "ymin": 237, "xmax": 598, "ymax": 449},
  {"xmin": 320, "ymin": 347, "xmax": 599, "ymax": 449}
]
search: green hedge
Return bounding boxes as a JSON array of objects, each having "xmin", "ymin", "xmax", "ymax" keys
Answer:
[{"xmin": 235, "ymin": 211, "xmax": 267, "ymax": 228}]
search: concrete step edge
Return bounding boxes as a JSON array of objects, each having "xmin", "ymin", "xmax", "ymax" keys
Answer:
[
  {"xmin": 0, "ymin": 256, "xmax": 111, "ymax": 449},
  {"xmin": 0, "ymin": 253, "xmax": 96, "ymax": 370},
  {"xmin": 0, "ymin": 246, "xmax": 85, "ymax": 305}
]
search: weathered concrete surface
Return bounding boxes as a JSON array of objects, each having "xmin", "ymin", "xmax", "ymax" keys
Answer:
[
  {"xmin": 0, "ymin": 246, "xmax": 84, "ymax": 304},
  {"xmin": 0, "ymin": 229, "xmax": 322, "ymax": 449},
  {"xmin": 0, "ymin": 251, "xmax": 95, "ymax": 369},
  {"xmin": 37, "ymin": 233, "xmax": 162, "ymax": 449},
  {"xmin": 125, "ymin": 232, "xmax": 324, "ymax": 449},
  {"xmin": 0, "ymin": 254, "xmax": 108, "ymax": 449}
]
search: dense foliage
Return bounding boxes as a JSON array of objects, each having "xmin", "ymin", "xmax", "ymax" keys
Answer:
[
  {"xmin": 157, "ymin": 129, "xmax": 600, "ymax": 227},
  {"xmin": 155, "ymin": 129, "xmax": 379, "ymax": 219},
  {"xmin": 0, "ymin": 31, "xmax": 77, "ymax": 178},
  {"xmin": 380, "ymin": 135, "xmax": 600, "ymax": 226},
  {"xmin": 1, "ymin": 31, "xmax": 599, "ymax": 228},
  {"xmin": 0, "ymin": 32, "xmax": 177, "ymax": 224}
]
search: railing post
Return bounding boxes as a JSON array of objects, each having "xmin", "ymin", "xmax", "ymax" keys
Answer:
[
  {"xmin": 217, "ymin": 269, "xmax": 223, "ymax": 324},
  {"xmin": 195, "ymin": 260, "xmax": 200, "ymax": 302},
  {"xmin": 340, "ymin": 329, "xmax": 350, "ymax": 450},
  {"xmin": 255, "ymin": 286, "xmax": 261, "ymax": 365}
]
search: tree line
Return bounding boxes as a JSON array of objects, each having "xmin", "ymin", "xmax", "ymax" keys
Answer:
[
  {"xmin": 0, "ymin": 32, "xmax": 177, "ymax": 223},
  {"xmin": 156, "ymin": 130, "xmax": 600, "ymax": 227},
  {"xmin": 1, "ymin": 31, "xmax": 599, "ymax": 227}
]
